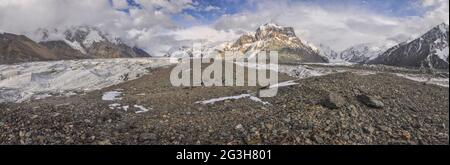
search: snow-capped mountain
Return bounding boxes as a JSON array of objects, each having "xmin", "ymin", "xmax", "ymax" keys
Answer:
[
  {"xmin": 223, "ymin": 23, "xmax": 328, "ymax": 63},
  {"xmin": 36, "ymin": 26, "xmax": 151, "ymax": 58},
  {"xmin": 164, "ymin": 41, "xmax": 232, "ymax": 58},
  {"xmin": 369, "ymin": 23, "xmax": 449, "ymax": 69},
  {"xmin": 339, "ymin": 42, "xmax": 395, "ymax": 63},
  {"xmin": 314, "ymin": 43, "xmax": 340, "ymax": 62}
]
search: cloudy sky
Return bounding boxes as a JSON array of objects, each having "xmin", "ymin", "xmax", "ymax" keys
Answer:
[{"xmin": 0, "ymin": 0, "xmax": 448, "ymax": 56}]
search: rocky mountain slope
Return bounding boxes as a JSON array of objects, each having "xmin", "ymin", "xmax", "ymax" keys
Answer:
[
  {"xmin": 39, "ymin": 40, "xmax": 85, "ymax": 60},
  {"xmin": 368, "ymin": 23, "xmax": 449, "ymax": 69},
  {"xmin": 0, "ymin": 33, "xmax": 58, "ymax": 64},
  {"xmin": 223, "ymin": 23, "xmax": 328, "ymax": 63}
]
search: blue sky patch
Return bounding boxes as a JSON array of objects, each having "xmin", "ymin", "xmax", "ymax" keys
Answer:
[{"xmin": 113, "ymin": 0, "xmax": 429, "ymax": 24}]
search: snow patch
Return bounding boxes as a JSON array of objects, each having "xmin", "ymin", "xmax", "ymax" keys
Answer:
[
  {"xmin": 109, "ymin": 103, "xmax": 149, "ymax": 113},
  {"xmin": 435, "ymin": 46, "xmax": 449, "ymax": 62},
  {"xmin": 134, "ymin": 105, "xmax": 150, "ymax": 114},
  {"xmin": 394, "ymin": 73, "xmax": 449, "ymax": 87},
  {"xmin": 269, "ymin": 80, "xmax": 298, "ymax": 88},
  {"xmin": 64, "ymin": 39, "xmax": 87, "ymax": 54},
  {"xmin": 196, "ymin": 94, "xmax": 270, "ymax": 105},
  {"xmin": 83, "ymin": 30, "xmax": 104, "ymax": 47},
  {"xmin": 102, "ymin": 91, "xmax": 122, "ymax": 101},
  {"xmin": 122, "ymin": 105, "xmax": 129, "ymax": 111}
]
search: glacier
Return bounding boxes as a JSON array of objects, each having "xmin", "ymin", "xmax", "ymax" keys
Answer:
[{"xmin": 0, "ymin": 58, "xmax": 174, "ymax": 103}]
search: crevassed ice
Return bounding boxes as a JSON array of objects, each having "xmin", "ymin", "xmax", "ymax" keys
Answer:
[{"xmin": 0, "ymin": 58, "xmax": 173, "ymax": 103}]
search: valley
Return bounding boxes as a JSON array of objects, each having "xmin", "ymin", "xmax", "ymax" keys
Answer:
[{"xmin": 0, "ymin": 59, "xmax": 448, "ymax": 145}]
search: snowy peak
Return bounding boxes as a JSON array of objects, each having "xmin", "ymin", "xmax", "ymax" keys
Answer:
[
  {"xmin": 420, "ymin": 23, "xmax": 448, "ymax": 45},
  {"xmin": 224, "ymin": 23, "xmax": 327, "ymax": 63},
  {"xmin": 315, "ymin": 44, "xmax": 339, "ymax": 60},
  {"xmin": 63, "ymin": 26, "xmax": 107, "ymax": 48},
  {"xmin": 339, "ymin": 42, "xmax": 392, "ymax": 63},
  {"xmin": 38, "ymin": 25, "xmax": 115, "ymax": 52},
  {"xmin": 436, "ymin": 22, "xmax": 449, "ymax": 34},
  {"xmin": 255, "ymin": 23, "xmax": 297, "ymax": 40}
]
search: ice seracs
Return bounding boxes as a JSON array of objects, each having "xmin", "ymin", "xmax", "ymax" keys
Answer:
[{"xmin": 0, "ymin": 58, "xmax": 173, "ymax": 103}]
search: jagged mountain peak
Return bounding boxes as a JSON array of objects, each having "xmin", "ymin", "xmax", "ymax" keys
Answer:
[
  {"xmin": 314, "ymin": 43, "xmax": 340, "ymax": 61},
  {"xmin": 436, "ymin": 22, "xmax": 449, "ymax": 32},
  {"xmin": 224, "ymin": 23, "xmax": 327, "ymax": 63},
  {"xmin": 255, "ymin": 23, "xmax": 297, "ymax": 41},
  {"xmin": 420, "ymin": 23, "xmax": 448, "ymax": 41}
]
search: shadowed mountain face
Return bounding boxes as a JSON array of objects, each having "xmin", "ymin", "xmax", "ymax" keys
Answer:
[
  {"xmin": 0, "ymin": 33, "xmax": 58, "ymax": 64},
  {"xmin": 39, "ymin": 40, "xmax": 86, "ymax": 60},
  {"xmin": 368, "ymin": 23, "xmax": 449, "ymax": 70},
  {"xmin": 224, "ymin": 23, "xmax": 328, "ymax": 63}
]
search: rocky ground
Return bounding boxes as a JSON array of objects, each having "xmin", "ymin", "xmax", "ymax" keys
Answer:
[{"xmin": 0, "ymin": 64, "xmax": 448, "ymax": 145}]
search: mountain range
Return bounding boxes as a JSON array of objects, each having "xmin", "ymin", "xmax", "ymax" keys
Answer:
[
  {"xmin": 0, "ymin": 26, "xmax": 150, "ymax": 64},
  {"xmin": 1, "ymin": 23, "xmax": 449, "ymax": 70}
]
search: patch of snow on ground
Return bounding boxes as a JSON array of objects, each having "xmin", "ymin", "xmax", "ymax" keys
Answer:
[
  {"xmin": 0, "ymin": 58, "xmax": 173, "ymax": 103},
  {"xmin": 109, "ymin": 103, "xmax": 121, "ymax": 109},
  {"xmin": 302, "ymin": 61, "xmax": 355, "ymax": 66},
  {"xmin": 248, "ymin": 96, "xmax": 270, "ymax": 105},
  {"xmin": 122, "ymin": 105, "xmax": 129, "ymax": 111},
  {"xmin": 279, "ymin": 65, "xmax": 332, "ymax": 79},
  {"xmin": 394, "ymin": 73, "xmax": 449, "ymax": 88},
  {"xmin": 196, "ymin": 94, "xmax": 270, "ymax": 105},
  {"xmin": 134, "ymin": 105, "xmax": 150, "ymax": 114},
  {"xmin": 269, "ymin": 80, "xmax": 298, "ymax": 88},
  {"xmin": 33, "ymin": 93, "xmax": 53, "ymax": 100},
  {"xmin": 109, "ymin": 103, "xmax": 149, "ymax": 113},
  {"xmin": 102, "ymin": 91, "xmax": 122, "ymax": 101}
]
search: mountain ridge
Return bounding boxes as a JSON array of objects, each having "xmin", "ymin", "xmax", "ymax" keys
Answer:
[
  {"xmin": 223, "ymin": 23, "xmax": 328, "ymax": 63},
  {"xmin": 368, "ymin": 23, "xmax": 449, "ymax": 69}
]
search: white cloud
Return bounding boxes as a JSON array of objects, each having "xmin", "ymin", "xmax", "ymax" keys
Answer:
[
  {"xmin": 135, "ymin": 0, "xmax": 195, "ymax": 14},
  {"xmin": 0, "ymin": 0, "xmax": 192, "ymax": 56},
  {"xmin": 213, "ymin": 0, "xmax": 449, "ymax": 51},
  {"xmin": 204, "ymin": 5, "xmax": 220, "ymax": 12},
  {"xmin": 420, "ymin": 0, "xmax": 449, "ymax": 24},
  {"xmin": 169, "ymin": 26, "xmax": 239, "ymax": 42},
  {"xmin": 111, "ymin": 0, "xmax": 128, "ymax": 9}
]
